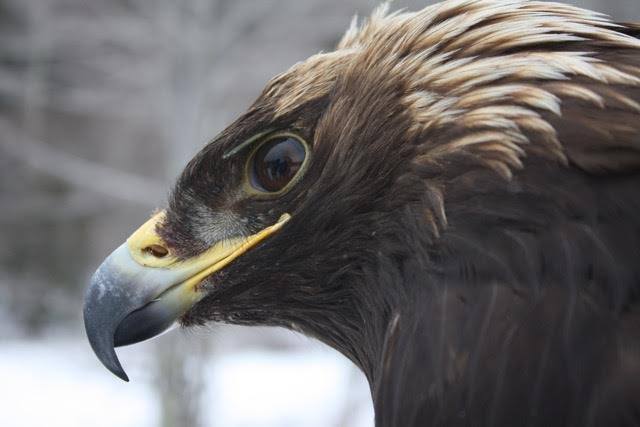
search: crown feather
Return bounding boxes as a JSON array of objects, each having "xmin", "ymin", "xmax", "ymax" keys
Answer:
[{"xmin": 265, "ymin": 0, "xmax": 640, "ymax": 179}]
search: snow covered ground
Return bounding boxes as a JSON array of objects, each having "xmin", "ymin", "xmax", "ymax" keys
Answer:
[{"xmin": 0, "ymin": 334, "xmax": 373, "ymax": 427}]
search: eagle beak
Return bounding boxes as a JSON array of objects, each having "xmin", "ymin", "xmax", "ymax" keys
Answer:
[{"xmin": 83, "ymin": 211, "xmax": 290, "ymax": 381}]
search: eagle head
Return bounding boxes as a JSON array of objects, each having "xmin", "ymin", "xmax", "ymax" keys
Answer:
[{"xmin": 83, "ymin": 0, "xmax": 640, "ymax": 387}]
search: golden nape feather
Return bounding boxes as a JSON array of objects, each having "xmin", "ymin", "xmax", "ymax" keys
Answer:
[{"xmin": 265, "ymin": 0, "xmax": 640, "ymax": 179}]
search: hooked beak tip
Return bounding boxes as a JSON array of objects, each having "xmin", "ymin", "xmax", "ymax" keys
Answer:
[
  {"xmin": 107, "ymin": 357, "xmax": 130, "ymax": 382},
  {"xmin": 83, "ymin": 303, "xmax": 130, "ymax": 382}
]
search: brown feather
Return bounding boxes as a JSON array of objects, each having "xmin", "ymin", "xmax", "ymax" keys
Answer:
[{"xmin": 264, "ymin": 0, "xmax": 640, "ymax": 178}]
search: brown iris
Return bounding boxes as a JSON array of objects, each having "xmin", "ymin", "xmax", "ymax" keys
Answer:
[{"xmin": 250, "ymin": 135, "xmax": 306, "ymax": 193}]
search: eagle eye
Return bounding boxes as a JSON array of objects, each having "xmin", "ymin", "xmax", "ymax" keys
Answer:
[{"xmin": 248, "ymin": 134, "xmax": 307, "ymax": 193}]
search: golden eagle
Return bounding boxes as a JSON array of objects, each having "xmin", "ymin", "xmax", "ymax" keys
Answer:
[{"xmin": 84, "ymin": 1, "xmax": 640, "ymax": 425}]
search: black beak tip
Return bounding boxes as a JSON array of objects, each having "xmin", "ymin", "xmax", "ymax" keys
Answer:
[
  {"xmin": 83, "ymin": 300, "xmax": 130, "ymax": 382},
  {"xmin": 115, "ymin": 369, "xmax": 130, "ymax": 383},
  {"xmin": 84, "ymin": 327, "xmax": 131, "ymax": 382},
  {"xmin": 106, "ymin": 356, "xmax": 130, "ymax": 382},
  {"xmin": 84, "ymin": 337, "xmax": 129, "ymax": 382},
  {"xmin": 105, "ymin": 363, "xmax": 130, "ymax": 382}
]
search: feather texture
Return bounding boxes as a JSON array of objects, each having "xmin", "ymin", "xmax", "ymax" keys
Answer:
[
  {"xmin": 161, "ymin": 2, "xmax": 640, "ymax": 426},
  {"xmin": 264, "ymin": 0, "xmax": 640, "ymax": 180}
]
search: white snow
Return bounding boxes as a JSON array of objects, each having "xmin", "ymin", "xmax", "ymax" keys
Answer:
[
  {"xmin": 0, "ymin": 339, "xmax": 157, "ymax": 427},
  {"xmin": 0, "ymin": 336, "xmax": 373, "ymax": 427},
  {"xmin": 206, "ymin": 350, "xmax": 371, "ymax": 427}
]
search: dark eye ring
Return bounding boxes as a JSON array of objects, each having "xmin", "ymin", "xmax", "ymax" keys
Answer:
[{"xmin": 247, "ymin": 133, "xmax": 308, "ymax": 194}]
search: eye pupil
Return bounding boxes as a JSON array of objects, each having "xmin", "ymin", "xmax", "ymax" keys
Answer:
[{"xmin": 251, "ymin": 136, "xmax": 305, "ymax": 193}]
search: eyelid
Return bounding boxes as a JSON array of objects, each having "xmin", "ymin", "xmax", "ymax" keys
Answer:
[{"xmin": 222, "ymin": 129, "xmax": 274, "ymax": 160}]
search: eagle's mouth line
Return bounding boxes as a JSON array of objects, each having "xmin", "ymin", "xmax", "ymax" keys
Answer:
[
  {"xmin": 124, "ymin": 212, "xmax": 294, "ymax": 323},
  {"xmin": 124, "ymin": 211, "xmax": 292, "ymax": 298},
  {"xmin": 173, "ymin": 212, "xmax": 292, "ymax": 292}
]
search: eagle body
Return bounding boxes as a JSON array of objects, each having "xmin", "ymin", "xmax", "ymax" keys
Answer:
[{"xmin": 83, "ymin": 1, "xmax": 640, "ymax": 426}]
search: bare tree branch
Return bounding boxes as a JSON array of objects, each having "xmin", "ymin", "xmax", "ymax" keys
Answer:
[
  {"xmin": 0, "ymin": 117, "xmax": 166, "ymax": 206},
  {"xmin": 0, "ymin": 191, "xmax": 112, "ymax": 223}
]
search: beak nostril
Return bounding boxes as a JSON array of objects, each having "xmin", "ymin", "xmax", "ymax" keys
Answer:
[{"xmin": 144, "ymin": 244, "xmax": 169, "ymax": 258}]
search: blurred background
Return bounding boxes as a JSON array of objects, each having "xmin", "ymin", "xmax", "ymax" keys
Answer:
[{"xmin": 0, "ymin": 0, "xmax": 638, "ymax": 426}]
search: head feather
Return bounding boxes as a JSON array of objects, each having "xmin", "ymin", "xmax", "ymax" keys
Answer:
[{"xmin": 263, "ymin": 0, "xmax": 640, "ymax": 179}]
